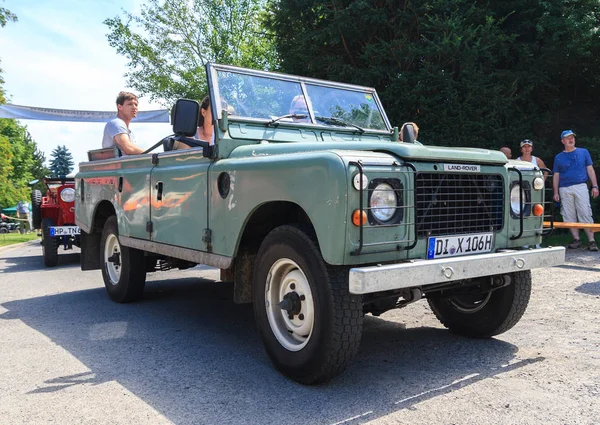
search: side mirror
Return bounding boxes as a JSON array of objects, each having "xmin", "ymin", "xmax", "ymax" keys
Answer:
[
  {"xmin": 171, "ymin": 99, "xmax": 200, "ymax": 137},
  {"xmin": 402, "ymin": 123, "xmax": 416, "ymax": 144}
]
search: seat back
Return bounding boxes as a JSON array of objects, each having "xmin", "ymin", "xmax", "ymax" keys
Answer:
[{"xmin": 87, "ymin": 147, "xmax": 121, "ymax": 161}]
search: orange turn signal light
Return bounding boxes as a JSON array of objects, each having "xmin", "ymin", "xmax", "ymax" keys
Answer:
[
  {"xmin": 532, "ymin": 204, "xmax": 544, "ymax": 216},
  {"xmin": 352, "ymin": 210, "xmax": 367, "ymax": 226}
]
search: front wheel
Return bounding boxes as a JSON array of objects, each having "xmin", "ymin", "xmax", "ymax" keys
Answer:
[
  {"xmin": 427, "ymin": 271, "xmax": 532, "ymax": 338},
  {"xmin": 100, "ymin": 216, "xmax": 146, "ymax": 303},
  {"xmin": 41, "ymin": 218, "xmax": 58, "ymax": 267},
  {"xmin": 253, "ymin": 225, "xmax": 363, "ymax": 384}
]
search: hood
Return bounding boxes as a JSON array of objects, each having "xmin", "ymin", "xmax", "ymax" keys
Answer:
[{"xmin": 227, "ymin": 140, "xmax": 508, "ymax": 165}]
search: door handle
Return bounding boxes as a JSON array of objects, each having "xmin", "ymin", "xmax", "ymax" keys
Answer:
[{"xmin": 156, "ymin": 181, "xmax": 163, "ymax": 201}]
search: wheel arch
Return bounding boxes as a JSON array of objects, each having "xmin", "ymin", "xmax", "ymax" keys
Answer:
[
  {"xmin": 230, "ymin": 201, "xmax": 316, "ymax": 304},
  {"xmin": 80, "ymin": 200, "xmax": 117, "ymax": 271}
]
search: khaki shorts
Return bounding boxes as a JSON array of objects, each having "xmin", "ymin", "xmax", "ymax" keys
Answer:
[{"xmin": 559, "ymin": 183, "xmax": 593, "ymax": 224}]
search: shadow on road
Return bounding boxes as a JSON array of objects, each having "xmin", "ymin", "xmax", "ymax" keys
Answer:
[
  {"xmin": 0, "ymin": 251, "xmax": 80, "ymax": 273},
  {"xmin": 0, "ymin": 277, "xmax": 533, "ymax": 425},
  {"xmin": 575, "ymin": 282, "xmax": 600, "ymax": 296}
]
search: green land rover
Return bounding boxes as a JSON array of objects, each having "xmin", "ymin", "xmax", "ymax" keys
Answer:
[{"xmin": 76, "ymin": 63, "xmax": 564, "ymax": 384}]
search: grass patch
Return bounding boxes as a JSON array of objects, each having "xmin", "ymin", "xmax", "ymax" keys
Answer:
[{"xmin": 0, "ymin": 232, "xmax": 39, "ymax": 248}]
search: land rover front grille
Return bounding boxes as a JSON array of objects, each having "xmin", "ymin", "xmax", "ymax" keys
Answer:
[{"xmin": 415, "ymin": 173, "xmax": 504, "ymax": 237}]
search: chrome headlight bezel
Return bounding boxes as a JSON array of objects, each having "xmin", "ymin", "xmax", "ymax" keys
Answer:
[
  {"xmin": 509, "ymin": 182, "xmax": 531, "ymax": 217},
  {"xmin": 367, "ymin": 179, "xmax": 403, "ymax": 224},
  {"xmin": 60, "ymin": 187, "xmax": 76, "ymax": 203}
]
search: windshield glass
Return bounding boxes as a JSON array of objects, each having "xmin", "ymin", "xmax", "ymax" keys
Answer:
[
  {"xmin": 214, "ymin": 67, "xmax": 389, "ymax": 132},
  {"xmin": 305, "ymin": 84, "xmax": 386, "ymax": 130}
]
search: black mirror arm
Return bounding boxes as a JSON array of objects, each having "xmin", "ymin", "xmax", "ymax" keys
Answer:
[
  {"xmin": 176, "ymin": 136, "xmax": 214, "ymax": 158},
  {"xmin": 143, "ymin": 136, "xmax": 173, "ymax": 154}
]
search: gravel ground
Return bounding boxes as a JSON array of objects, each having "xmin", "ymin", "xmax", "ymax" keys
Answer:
[{"xmin": 0, "ymin": 242, "xmax": 598, "ymax": 425}]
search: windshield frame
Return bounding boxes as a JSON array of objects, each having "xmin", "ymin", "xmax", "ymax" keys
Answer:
[{"xmin": 206, "ymin": 63, "xmax": 392, "ymax": 134}]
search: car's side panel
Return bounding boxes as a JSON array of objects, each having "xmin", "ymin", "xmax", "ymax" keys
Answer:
[
  {"xmin": 149, "ymin": 150, "xmax": 210, "ymax": 250},
  {"xmin": 208, "ymin": 151, "xmax": 349, "ymax": 265},
  {"xmin": 77, "ymin": 156, "xmax": 154, "ymax": 239}
]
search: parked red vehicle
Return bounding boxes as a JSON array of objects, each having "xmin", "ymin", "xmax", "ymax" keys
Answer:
[{"xmin": 31, "ymin": 177, "xmax": 81, "ymax": 267}]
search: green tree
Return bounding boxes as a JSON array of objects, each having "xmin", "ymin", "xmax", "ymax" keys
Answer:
[
  {"xmin": 105, "ymin": 0, "xmax": 278, "ymax": 105},
  {"xmin": 49, "ymin": 145, "xmax": 74, "ymax": 178},
  {"xmin": 0, "ymin": 133, "xmax": 17, "ymax": 207},
  {"xmin": 266, "ymin": 0, "xmax": 600, "ymax": 164},
  {"xmin": 0, "ymin": 119, "xmax": 41, "ymax": 207},
  {"xmin": 0, "ymin": 4, "xmax": 47, "ymax": 207}
]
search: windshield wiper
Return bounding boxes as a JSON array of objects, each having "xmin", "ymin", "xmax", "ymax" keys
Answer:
[
  {"xmin": 315, "ymin": 116, "xmax": 365, "ymax": 134},
  {"xmin": 267, "ymin": 113, "xmax": 308, "ymax": 126}
]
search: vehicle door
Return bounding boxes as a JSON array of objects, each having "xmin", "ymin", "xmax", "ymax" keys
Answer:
[
  {"xmin": 149, "ymin": 149, "xmax": 210, "ymax": 251},
  {"xmin": 118, "ymin": 156, "xmax": 155, "ymax": 239}
]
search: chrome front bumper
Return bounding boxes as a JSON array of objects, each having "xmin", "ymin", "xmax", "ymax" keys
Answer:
[{"xmin": 348, "ymin": 246, "xmax": 565, "ymax": 295}]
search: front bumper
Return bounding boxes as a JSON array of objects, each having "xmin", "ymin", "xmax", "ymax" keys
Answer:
[{"xmin": 349, "ymin": 246, "xmax": 565, "ymax": 294}]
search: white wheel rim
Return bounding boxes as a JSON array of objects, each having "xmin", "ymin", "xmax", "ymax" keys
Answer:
[
  {"xmin": 104, "ymin": 233, "xmax": 121, "ymax": 285},
  {"xmin": 265, "ymin": 258, "xmax": 315, "ymax": 352}
]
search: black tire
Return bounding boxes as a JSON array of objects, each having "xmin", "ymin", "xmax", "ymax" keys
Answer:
[
  {"xmin": 427, "ymin": 271, "xmax": 532, "ymax": 338},
  {"xmin": 0, "ymin": 227, "xmax": 7, "ymax": 234},
  {"xmin": 253, "ymin": 224, "xmax": 363, "ymax": 384},
  {"xmin": 100, "ymin": 216, "xmax": 146, "ymax": 303},
  {"xmin": 41, "ymin": 218, "xmax": 59, "ymax": 267},
  {"xmin": 31, "ymin": 190, "xmax": 42, "ymax": 230}
]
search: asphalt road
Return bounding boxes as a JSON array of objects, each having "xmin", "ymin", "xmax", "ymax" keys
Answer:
[{"xmin": 0, "ymin": 241, "xmax": 598, "ymax": 425}]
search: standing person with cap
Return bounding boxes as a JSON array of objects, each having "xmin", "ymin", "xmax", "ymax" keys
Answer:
[
  {"xmin": 517, "ymin": 139, "xmax": 548, "ymax": 179},
  {"xmin": 552, "ymin": 130, "xmax": 599, "ymax": 251},
  {"xmin": 517, "ymin": 139, "xmax": 547, "ymax": 169}
]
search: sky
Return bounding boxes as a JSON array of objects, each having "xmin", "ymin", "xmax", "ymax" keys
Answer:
[{"xmin": 0, "ymin": 0, "xmax": 173, "ymax": 171}]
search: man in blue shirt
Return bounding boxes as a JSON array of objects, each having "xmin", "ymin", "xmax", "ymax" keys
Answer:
[{"xmin": 552, "ymin": 130, "xmax": 599, "ymax": 250}]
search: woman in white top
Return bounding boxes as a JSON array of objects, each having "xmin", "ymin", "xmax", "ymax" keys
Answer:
[{"xmin": 517, "ymin": 139, "xmax": 547, "ymax": 169}]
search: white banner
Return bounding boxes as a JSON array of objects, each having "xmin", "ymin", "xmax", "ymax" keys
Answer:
[{"xmin": 0, "ymin": 104, "xmax": 170, "ymax": 123}]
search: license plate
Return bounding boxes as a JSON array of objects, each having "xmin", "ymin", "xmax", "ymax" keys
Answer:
[
  {"xmin": 427, "ymin": 233, "xmax": 494, "ymax": 259},
  {"xmin": 49, "ymin": 226, "xmax": 80, "ymax": 236}
]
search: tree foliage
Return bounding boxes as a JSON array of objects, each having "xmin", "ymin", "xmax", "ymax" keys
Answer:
[
  {"xmin": 49, "ymin": 145, "xmax": 74, "ymax": 178},
  {"xmin": 0, "ymin": 120, "xmax": 43, "ymax": 206},
  {"xmin": 105, "ymin": 0, "xmax": 278, "ymax": 105},
  {"xmin": 0, "ymin": 2, "xmax": 17, "ymax": 27},
  {"xmin": 266, "ymin": 0, "xmax": 600, "ymax": 165},
  {"xmin": 0, "ymin": 5, "xmax": 48, "ymax": 208}
]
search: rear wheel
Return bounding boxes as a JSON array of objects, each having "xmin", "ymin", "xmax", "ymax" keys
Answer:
[
  {"xmin": 41, "ymin": 218, "xmax": 58, "ymax": 267},
  {"xmin": 31, "ymin": 190, "xmax": 42, "ymax": 230},
  {"xmin": 253, "ymin": 224, "xmax": 363, "ymax": 384},
  {"xmin": 427, "ymin": 271, "xmax": 532, "ymax": 338},
  {"xmin": 100, "ymin": 216, "xmax": 146, "ymax": 303}
]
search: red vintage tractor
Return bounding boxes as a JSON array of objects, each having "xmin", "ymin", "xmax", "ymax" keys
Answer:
[{"xmin": 31, "ymin": 177, "xmax": 81, "ymax": 267}]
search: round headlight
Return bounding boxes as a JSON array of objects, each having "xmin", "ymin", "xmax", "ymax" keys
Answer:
[
  {"xmin": 60, "ymin": 188, "xmax": 76, "ymax": 203},
  {"xmin": 370, "ymin": 183, "xmax": 397, "ymax": 222},
  {"xmin": 510, "ymin": 185, "xmax": 525, "ymax": 215},
  {"xmin": 533, "ymin": 177, "xmax": 544, "ymax": 191}
]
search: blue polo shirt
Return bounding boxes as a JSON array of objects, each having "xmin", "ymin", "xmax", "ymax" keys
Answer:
[{"xmin": 553, "ymin": 148, "xmax": 593, "ymax": 188}]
